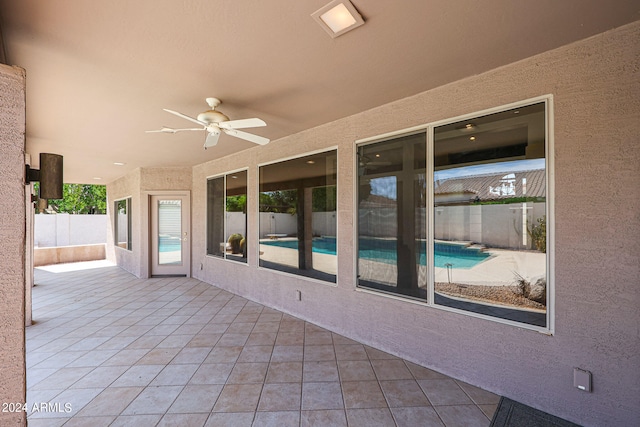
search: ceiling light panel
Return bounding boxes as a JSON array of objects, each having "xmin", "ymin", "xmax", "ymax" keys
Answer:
[{"xmin": 312, "ymin": 0, "xmax": 364, "ymax": 38}]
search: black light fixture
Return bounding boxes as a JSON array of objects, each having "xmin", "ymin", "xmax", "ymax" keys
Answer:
[{"xmin": 25, "ymin": 153, "xmax": 64, "ymax": 200}]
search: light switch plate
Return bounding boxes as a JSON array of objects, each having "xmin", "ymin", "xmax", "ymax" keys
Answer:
[{"xmin": 573, "ymin": 368, "xmax": 592, "ymax": 392}]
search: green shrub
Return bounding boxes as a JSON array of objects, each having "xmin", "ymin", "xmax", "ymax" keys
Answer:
[
  {"xmin": 228, "ymin": 233, "xmax": 243, "ymax": 254},
  {"xmin": 527, "ymin": 215, "xmax": 546, "ymax": 253}
]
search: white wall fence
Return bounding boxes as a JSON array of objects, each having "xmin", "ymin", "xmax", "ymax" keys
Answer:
[{"xmin": 34, "ymin": 214, "xmax": 107, "ymax": 247}]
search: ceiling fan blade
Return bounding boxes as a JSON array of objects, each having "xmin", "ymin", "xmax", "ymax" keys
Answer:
[
  {"xmin": 146, "ymin": 127, "xmax": 177, "ymax": 133},
  {"xmin": 163, "ymin": 109, "xmax": 207, "ymax": 126},
  {"xmin": 218, "ymin": 118, "xmax": 266, "ymax": 130},
  {"xmin": 224, "ymin": 129, "xmax": 270, "ymax": 145},
  {"xmin": 204, "ymin": 131, "xmax": 220, "ymax": 149}
]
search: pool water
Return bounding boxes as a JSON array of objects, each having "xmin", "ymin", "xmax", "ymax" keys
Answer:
[{"xmin": 260, "ymin": 237, "xmax": 490, "ymax": 269}]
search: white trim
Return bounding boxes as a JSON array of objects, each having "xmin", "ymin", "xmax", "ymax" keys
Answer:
[
  {"xmin": 257, "ymin": 146, "xmax": 339, "ymax": 168},
  {"xmin": 355, "ymin": 125, "xmax": 428, "ymax": 146},
  {"xmin": 257, "ymin": 147, "xmax": 339, "ymax": 284}
]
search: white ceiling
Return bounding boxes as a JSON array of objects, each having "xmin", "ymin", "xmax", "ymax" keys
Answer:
[{"xmin": 1, "ymin": 0, "xmax": 638, "ymax": 184}]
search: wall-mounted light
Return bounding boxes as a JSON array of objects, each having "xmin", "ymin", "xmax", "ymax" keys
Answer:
[
  {"xmin": 312, "ymin": 0, "xmax": 365, "ymax": 38},
  {"xmin": 25, "ymin": 153, "xmax": 63, "ymax": 200}
]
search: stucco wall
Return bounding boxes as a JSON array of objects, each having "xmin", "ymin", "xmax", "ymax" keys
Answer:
[
  {"xmin": 0, "ymin": 64, "xmax": 27, "ymax": 426},
  {"xmin": 190, "ymin": 22, "xmax": 640, "ymax": 426},
  {"xmin": 107, "ymin": 167, "xmax": 192, "ymax": 277}
]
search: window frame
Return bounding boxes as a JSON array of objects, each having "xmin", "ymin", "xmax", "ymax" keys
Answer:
[
  {"xmin": 354, "ymin": 95, "xmax": 554, "ymax": 333},
  {"xmin": 205, "ymin": 168, "xmax": 249, "ymax": 264},
  {"xmin": 113, "ymin": 196, "xmax": 132, "ymax": 251},
  {"xmin": 257, "ymin": 147, "xmax": 339, "ymax": 285}
]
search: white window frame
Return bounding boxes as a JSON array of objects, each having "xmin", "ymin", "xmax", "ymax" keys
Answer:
[{"xmin": 353, "ymin": 95, "xmax": 554, "ymax": 333}]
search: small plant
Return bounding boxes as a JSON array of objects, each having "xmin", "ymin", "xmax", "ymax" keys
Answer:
[
  {"xmin": 228, "ymin": 233, "xmax": 243, "ymax": 254},
  {"xmin": 527, "ymin": 215, "xmax": 546, "ymax": 253},
  {"xmin": 513, "ymin": 272, "xmax": 531, "ymax": 298}
]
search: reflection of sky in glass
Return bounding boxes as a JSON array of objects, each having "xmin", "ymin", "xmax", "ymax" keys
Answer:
[
  {"xmin": 368, "ymin": 159, "xmax": 544, "ymax": 200},
  {"xmin": 434, "ymin": 159, "xmax": 545, "ymax": 181},
  {"xmin": 370, "ymin": 176, "xmax": 397, "ymax": 199}
]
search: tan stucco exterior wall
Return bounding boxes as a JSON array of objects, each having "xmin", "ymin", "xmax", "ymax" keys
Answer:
[
  {"xmin": 107, "ymin": 167, "xmax": 192, "ymax": 277},
  {"xmin": 189, "ymin": 21, "xmax": 640, "ymax": 426},
  {"xmin": 0, "ymin": 64, "xmax": 27, "ymax": 426}
]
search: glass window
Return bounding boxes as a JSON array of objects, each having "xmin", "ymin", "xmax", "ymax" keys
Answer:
[
  {"xmin": 357, "ymin": 133, "xmax": 427, "ymax": 300},
  {"xmin": 433, "ymin": 101, "xmax": 548, "ymax": 327},
  {"xmin": 259, "ymin": 150, "xmax": 337, "ymax": 282},
  {"xmin": 207, "ymin": 170, "xmax": 248, "ymax": 263},
  {"xmin": 114, "ymin": 197, "xmax": 131, "ymax": 250}
]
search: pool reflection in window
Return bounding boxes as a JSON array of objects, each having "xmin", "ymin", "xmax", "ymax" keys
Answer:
[
  {"xmin": 433, "ymin": 101, "xmax": 548, "ymax": 327},
  {"xmin": 259, "ymin": 150, "xmax": 337, "ymax": 282},
  {"xmin": 357, "ymin": 133, "xmax": 427, "ymax": 300}
]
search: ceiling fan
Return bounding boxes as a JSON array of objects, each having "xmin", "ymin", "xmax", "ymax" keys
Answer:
[{"xmin": 147, "ymin": 98, "xmax": 270, "ymax": 149}]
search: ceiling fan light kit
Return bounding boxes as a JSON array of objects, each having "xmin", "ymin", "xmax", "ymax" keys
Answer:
[{"xmin": 147, "ymin": 98, "xmax": 270, "ymax": 149}]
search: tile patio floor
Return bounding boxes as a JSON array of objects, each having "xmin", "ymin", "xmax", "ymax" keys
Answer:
[{"xmin": 26, "ymin": 262, "xmax": 499, "ymax": 426}]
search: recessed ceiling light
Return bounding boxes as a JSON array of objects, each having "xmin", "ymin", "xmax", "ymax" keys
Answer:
[
  {"xmin": 469, "ymin": 136, "xmax": 476, "ymax": 141},
  {"xmin": 306, "ymin": 160, "xmax": 316, "ymax": 165},
  {"xmin": 312, "ymin": 0, "xmax": 364, "ymax": 38},
  {"xmin": 375, "ymin": 154, "xmax": 381, "ymax": 158},
  {"xmin": 114, "ymin": 162, "xmax": 126, "ymax": 166},
  {"xmin": 93, "ymin": 177, "xmax": 102, "ymax": 180}
]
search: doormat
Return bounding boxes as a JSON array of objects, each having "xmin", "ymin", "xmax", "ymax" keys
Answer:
[{"xmin": 490, "ymin": 397, "xmax": 582, "ymax": 427}]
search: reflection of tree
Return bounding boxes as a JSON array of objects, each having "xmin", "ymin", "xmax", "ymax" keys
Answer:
[
  {"xmin": 226, "ymin": 195, "xmax": 246, "ymax": 212},
  {"xmin": 259, "ymin": 190, "xmax": 297, "ymax": 213},
  {"xmin": 312, "ymin": 186, "xmax": 337, "ymax": 212}
]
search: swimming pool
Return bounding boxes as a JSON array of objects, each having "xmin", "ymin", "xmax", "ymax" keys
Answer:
[{"xmin": 260, "ymin": 237, "xmax": 490, "ymax": 269}]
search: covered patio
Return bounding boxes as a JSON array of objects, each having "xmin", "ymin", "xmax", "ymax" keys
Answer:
[{"xmin": 27, "ymin": 262, "xmax": 498, "ymax": 426}]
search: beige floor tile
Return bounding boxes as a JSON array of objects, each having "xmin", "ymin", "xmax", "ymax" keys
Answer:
[
  {"xmin": 237, "ymin": 345, "xmax": 274, "ymax": 363},
  {"xmin": 167, "ymin": 384, "xmax": 223, "ymax": 413},
  {"xmin": 300, "ymin": 409, "xmax": 348, "ymax": 427},
  {"xmin": 227, "ymin": 362, "xmax": 269, "ymax": 384},
  {"xmin": 304, "ymin": 331, "xmax": 333, "ymax": 345},
  {"xmin": 253, "ymin": 410, "xmax": 300, "ymax": 427},
  {"xmin": 301, "ymin": 382, "xmax": 344, "ymax": 410},
  {"xmin": 204, "ymin": 345, "xmax": 243, "ymax": 363},
  {"xmin": 266, "ymin": 361, "xmax": 303, "ymax": 383},
  {"xmin": 257, "ymin": 383, "xmax": 301, "ymax": 411},
  {"xmin": 341, "ymin": 381, "xmax": 388, "ymax": 409},
  {"xmin": 75, "ymin": 386, "xmax": 143, "ymax": 416},
  {"xmin": 434, "ymin": 404, "xmax": 491, "ymax": 427},
  {"xmin": 303, "ymin": 361, "xmax": 339, "ymax": 382},
  {"xmin": 334, "ymin": 344, "xmax": 368, "ymax": 361},
  {"xmin": 379, "ymin": 379, "xmax": 430, "ymax": 407},
  {"xmin": 150, "ymin": 363, "xmax": 199, "ymax": 386},
  {"xmin": 157, "ymin": 412, "xmax": 209, "ymax": 427},
  {"xmin": 121, "ymin": 385, "xmax": 183, "ymax": 415},
  {"xmin": 456, "ymin": 380, "xmax": 501, "ymax": 405},
  {"xmin": 189, "ymin": 362, "xmax": 235, "ymax": 384},
  {"xmin": 205, "ymin": 412, "xmax": 255, "ymax": 426},
  {"xmin": 213, "ymin": 383, "xmax": 263, "ymax": 412},
  {"xmin": 405, "ymin": 361, "xmax": 449, "ymax": 380},
  {"xmin": 171, "ymin": 347, "xmax": 211, "ymax": 364},
  {"xmin": 371, "ymin": 359, "xmax": 413, "ymax": 380},
  {"xmin": 110, "ymin": 414, "xmax": 163, "ymax": 426},
  {"xmin": 418, "ymin": 379, "xmax": 474, "ymax": 405},
  {"xmin": 135, "ymin": 348, "xmax": 180, "ymax": 365},
  {"xmin": 111, "ymin": 364, "xmax": 164, "ymax": 387},
  {"xmin": 271, "ymin": 345, "xmax": 304, "ymax": 362},
  {"xmin": 346, "ymin": 408, "xmax": 396, "ymax": 427},
  {"xmin": 391, "ymin": 406, "xmax": 445, "ymax": 427},
  {"xmin": 69, "ymin": 365, "xmax": 129, "ymax": 389},
  {"xmin": 246, "ymin": 332, "xmax": 278, "ymax": 346},
  {"xmin": 303, "ymin": 345, "xmax": 336, "ymax": 362},
  {"xmin": 61, "ymin": 416, "xmax": 116, "ymax": 426},
  {"xmin": 275, "ymin": 332, "xmax": 305, "ymax": 346},
  {"xmin": 337, "ymin": 360, "xmax": 377, "ymax": 382}
]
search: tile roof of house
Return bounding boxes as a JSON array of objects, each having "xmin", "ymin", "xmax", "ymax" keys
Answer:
[{"xmin": 435, "ymin": 169, "xmax": 546, "ymax": 201}]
